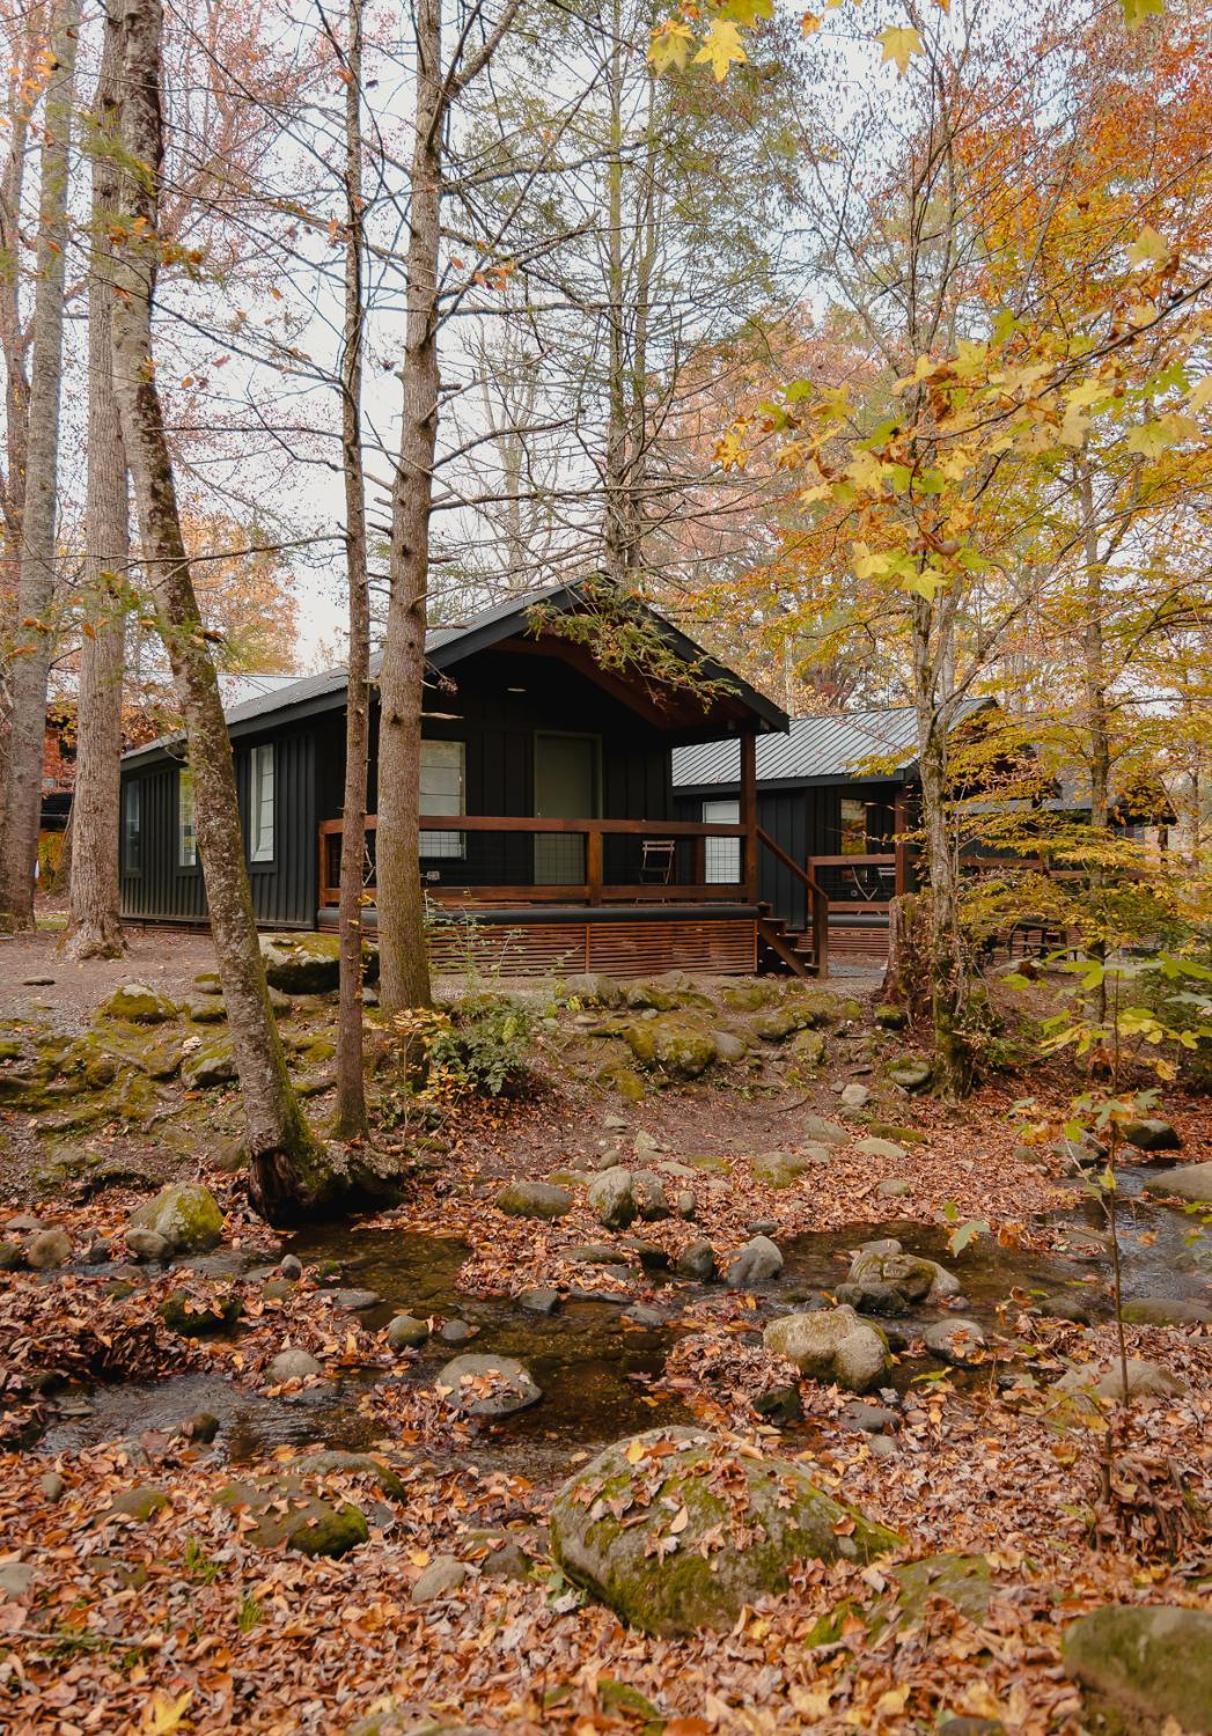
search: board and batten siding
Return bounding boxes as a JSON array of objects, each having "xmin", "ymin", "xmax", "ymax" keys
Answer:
[{"xmin": 119, "ymin": 724, "xmax": 317, "ymax": 928}]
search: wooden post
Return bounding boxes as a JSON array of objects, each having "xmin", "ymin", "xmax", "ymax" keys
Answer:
[
  {"xmin": 740, "ymin": 731, "xmax": 759, "ymax": 902},
  {"xmin": 586, "ymin": 825, "xmax": 603, "ymax": 906},
  {"xmin": 814, "ymin": 881, "xmax": 829, "ymax": 980},
  {"xmin": 893, "ymin": 787, "xmax": 909, "ymax": 897}
]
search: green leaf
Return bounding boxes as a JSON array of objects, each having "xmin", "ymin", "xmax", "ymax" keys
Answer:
[
  {"xmin": 1120, "ymin": 0, "xmax": 1165, "ymax": 29},
  {"xmin": 948, "ymin": 1218, "xmax": 990, "ymax": 1255}
]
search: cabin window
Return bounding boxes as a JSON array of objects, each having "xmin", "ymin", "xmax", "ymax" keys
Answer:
[
  {"xmin": 250, "ymin": 743, "xmax": 275, "ymax": 863},
  {"xmin": 840, "ymin": 797, "xmax": 868, "ymax": 855},
  {"xmin": 178, "ymin": 769, "xmax": 197, "ymax": 867},
  {"xmin": 122, "ymin": 780, "xmax": 141, "ymax": 874},
  {"xmin": 702, "ymin": 799, "xmax": 740, "ymax": 883},
  {"xmin": 420, "ymin": 739, "xmax": 465, "ymax": 859}
]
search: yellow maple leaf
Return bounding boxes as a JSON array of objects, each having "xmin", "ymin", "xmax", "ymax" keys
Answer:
[
  {"xmin": 1126, "ymin": 223, "xmax": 1168, "ymax": 267},
  {"xmin": 879, "ymin": 24, "xmax": 923, "ymax": 75},
  {"xmin": 142, "ymin": 1692, "xmax": 193, "ymax": 1735},
  {"xmin": 693, "ymin": 19, "xmax": 747, "ymax": 81},
  {"xmin": 1189, "ymin": 377, "xmax": 1212, "ymax": 414},
  {"xmin": 648, "ymin": 19, "xmax": 695, "ymax": 75},
  {"xmin": 801, "ymin": 10, "xmax": 822, "ymax": 34}
]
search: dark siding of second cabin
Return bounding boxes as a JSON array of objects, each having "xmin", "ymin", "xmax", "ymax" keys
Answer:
[{"xmin": 119, "ymin": 721, "xmax": 319, "ymax": 928}]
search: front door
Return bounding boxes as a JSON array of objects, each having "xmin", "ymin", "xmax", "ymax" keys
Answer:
[{"xmin": 534, "ymin": 733, "xmax": 598, "ymax": 885}]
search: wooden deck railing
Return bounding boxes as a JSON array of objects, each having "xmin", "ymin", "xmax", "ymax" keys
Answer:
[{"xmin": 317, "ymin": 813, "xmax": 756, "ymax": 910}]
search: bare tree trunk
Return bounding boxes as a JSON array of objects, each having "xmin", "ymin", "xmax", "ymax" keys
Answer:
[
  {"xmin": 0, "ymin": 0, "xmax": 79, "ymax": 931},
  {"xmin": 601, "ymin": 0, "xmax": 628, "ymax": 586},
  {"xmin": 66, "ymin": 3, "xmax": 127, "ymax": 960},
  {"xmin": 1078, "ymin": 456, "xmax": 1110, "ymax": 1022},
  {"xmin": 334, "ymin": 0, "xmax": 370, "ymax": 1136},
  {"xmin": 110, "ymin": 0, "xmax": 322, "ymax": 1219},
  {"xmin": 376, "ymin": 0, "xmax": 440, "ymax": 1016}
]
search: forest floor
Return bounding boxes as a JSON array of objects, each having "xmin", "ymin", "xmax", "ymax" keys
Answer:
[{"xmin": 0, "ymin": 929, "xmax": 1209, "ymax": 1733}]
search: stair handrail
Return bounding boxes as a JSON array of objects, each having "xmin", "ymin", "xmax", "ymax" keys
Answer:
[{"xmin": 756, "ymin": 826, "xmax": 830, "ymax": 979}]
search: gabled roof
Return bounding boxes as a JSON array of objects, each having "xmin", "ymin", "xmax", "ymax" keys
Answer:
[
  {"xmin": 672, "ymin": 698, "xmax": 992, "ymax": 790},
  {"xmin": 123, "ymin": 581, "xmax": 787, "ymax": 766}
]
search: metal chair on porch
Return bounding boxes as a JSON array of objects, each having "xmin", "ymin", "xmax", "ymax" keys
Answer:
[{"xmin": 640, "ymin": 838, "xmax": 675, "ymax": 884}]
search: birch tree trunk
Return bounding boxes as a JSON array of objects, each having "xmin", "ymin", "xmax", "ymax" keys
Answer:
[
  {"xmin": 66, "ymin": 0, "xmax": 127, "ymax": 959},
  {"xmin": 334, "ymin": 0, "xmax": 370, "ymax": 1135},
  {"xmin": 0, "ymin": 0, "xmax": 79, "ymax": 931},
  {"xmin": 109, "ymin": 0, "xmax": 323, "ymax": 1219},
  {"xmin": 376, "ymin": 0, "xmax": 441, "ymax": 1016}
]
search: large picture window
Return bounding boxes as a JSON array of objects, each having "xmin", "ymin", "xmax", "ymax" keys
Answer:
[
  {"xmin": 250, "ymin": 743, "xmax": 275, "ymax": 862},
  {"xmin": 420, "ymin": 739, "xmax": 465, "ymax": 859},
  {"xmin": 178, "ymin": 768, "xmax": 197, "ymax": 867},
  {"xmin": 122, "ymin": 780, "xmax": 141, "ymax": 874}
]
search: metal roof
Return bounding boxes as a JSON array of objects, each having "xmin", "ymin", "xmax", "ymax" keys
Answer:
[
  {"xmin": 123, "ymin": 581, "xmax": 787, "ymax": 765},
  {"xmin": 672, "ymin": 699, "xmax": 990, "ymax": 789}
]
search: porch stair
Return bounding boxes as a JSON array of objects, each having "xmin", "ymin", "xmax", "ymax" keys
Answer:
[{"xmin": 756, "ymin": 907, "xmax": 817, "ymax": 979}]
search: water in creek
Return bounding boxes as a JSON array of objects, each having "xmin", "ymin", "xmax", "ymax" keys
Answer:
[{"xmin": 36, "ymin": 1166, "xmax": 1210, "ymax": 1476}]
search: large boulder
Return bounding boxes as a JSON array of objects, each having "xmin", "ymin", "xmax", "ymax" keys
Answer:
[
  {"xmin": 495, "ymin": 1180, "xmax": 572, "ymax": 1220},
  {"xmin": 1119, "ymin": 1297, "xmax": 1211, "ymax": 1326},
  {"xmin": 261, "ymin": 932, "xmax": 377, "ymax": 994},
  {"xmin": 435, "ymin": 1354, "xmax": 541, "ymax": 1418},
  {"xmin": 549, "ymin": 1426, "xmax": 898, "ymax": 1637},
  {"xmin": 726, "ymin": 1234, "xmax": 784, "ymax": 1287},
  {"xmin": 847, "ymin": 1239, "xmax": 959, "ymax": 1306},
  {"xmin": 99, "ymin": 983, "xmax": 177, "ymax": 1025},
  {"xmin": 1122, "ymin": 1117, "xmax": 1181, "ymax": 1153},
  {"xmin": 588, "ymin": 1165, "xmax": 637, "ymax": 1230},
  {"xmin": 625, "ymin": 1017, "xmax": 717, "ymax": 1079},
  {"xmin": 749, "ymin": 1148, "xmax": 828, "ymax": 1188},
  {"xmin": 128, "ymin": 1183, "xmax": 223, "ymax": 1253},
  {"xmin": 1062, "ymin": 1605, "xmax": 1212, "ymax": 1734},
  {"xmin": 1144, "ymin": 1161, "xmax": 1212, "ymax": 1204},
  {"xmin": 764, "ymin": 1306, "xmax": 890, "ymax": 1393}
]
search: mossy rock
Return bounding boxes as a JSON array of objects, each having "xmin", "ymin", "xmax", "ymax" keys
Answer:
[
  {"xmin": 1062, "ymin": 1604, "xmax": 1212, "ymax": 1734},
  {"xmin": 215, "ymin": 1480, "xmax": 369, "ymax": 1557},
  {"xmin": 159, "ymin": 1290, "xmax": 244, "ymax": 1335},
  {"xmin": 874, "ymin": 1004, "xmax": 908, "ymax": 1030},
  {"xmin": 599, "ymin": 1062, "xmax": 646, "ymax": 1102},
  {"xmin": 181, "ymin": 1041, "xmax": 237, "ymax": 1090},
  {"xmin": 749, "ymin": 1147, "xmax": 828, "ymax": 1189},
  {"xmin": 129, "ymin": 1182, "xmax": 223, "ymax": 1252},
  {"xmin": 496, "ymin": 1180, "xmax": 572, "ymax": 1220},
  {"xmin": 289, "ymin": 1451, "xmax": 405, "ymax": 1501},
  {"xmin": 624, "ymin": 1017, "xmax": 716, "ymax": 1079},
  {"xmin": 110, "ymin": 1485, "xmax": 170, "ymax": 1522},
  {"xmin": 868, "ymin": 1121, "xmax": 928, "ymax": 1145},
  {"xmin": 893, "ymin": 1553, "xmax": 991, "ymax": 1626},
  {"xmin": 188, "ymin": 998, "xmax": 227, "ymax": 1025},
  {"xmin": 262, "ymin": 932, "xmax": 379, "ymax": 994},
  {"xmin": 549, "ymin": 1426, "xmax": 899, "ymax": 1637},
  {"xmin": 885, "ymin": 1055, "xmax": 933, "ymax": 1093},
  {"xmin": 0, "ymin": 1039, "xmax": 26, "ymax": 1063},
  {"xmin": 98, "ymin": 983, "xmax": 178, "ymax": 1025},
  {"xmin": 720, "ymin": 982, "xmax": 780, "ymax": 1012}
]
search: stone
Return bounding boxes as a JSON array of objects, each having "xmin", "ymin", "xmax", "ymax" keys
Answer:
[
  {"xmin": 5, "ymin": 1213, "xmax": 43, "ymax": 1234},
  {"xmin": 848, "ymin": 1240, "xmax": 960, "ymax": 1305},
  {"xmin": 159, "ymin": 1290, "xmax": 243, "ymax": 1335},
  {"xmin": 876, "ymin": 1178, "xmax": 911, "ymax": 1199},
  {"xmin": 436, "ymin": 1354, "xmax": 541, "ymax": 1417},
  {"xmin": 0, "ymin": 1239, "xmax": 23, "ymax": 1270},
  {"xmin": 1145, "ymin": 1161, "xmax": 1212, "ymax": 1203},
  {"xmin": 188, "ymin": 998, "xmax": 226, "ymax": 1024},
  {"xmin": 885, "ymin": 1056, "xmax": 932, "ymax": 1093},
  {"xmin": 25, "ymin": 1227, "xmax": 71, "ymax": 1270},
  {"xmin": 856, "ymin": 1137, "xmax": 908, "ymax": 1161},
  {"xmin": 334, "ymin": 1288, "xmax": 381, "ymax": 1311},
  {"xmin": 750, "ymin": 1148, "xmax": 829, "ymax": 1188},
  {"xmin": 623, "ymin": 1303, "xmax": 665, "ymax": 1327},
  {"xmin": 787, "ymin": 1029, "xmax": 827, "ymax": 1070},
  {"xmin": 566, "ymin": 1242, "xmax": 630, "ymax": 1266},
  {"xmin": 412, "ymin": 1556, "xmax": 470, "ymax": 1604},
  {"xmin": 726, "ymin": 1234, "xmax": 784, "ymax": 1287},
  {"xmin": 627, "ymin": 1240, "xmax": 670, "ymax": 1272},
  {"xmin": 39, "ymin": 1472, "xmax": 66, "ymax": 1502},
  {"xmin": 836, "ymin": 1279, "xmax": 911, "ymax": 1318},
  {"xmin": 675, "ymin": 1189, "xmax": 697, "ymax": 1220},
  {"xmin": 183, "ymin": 1411, "xmax": 221, "ymax": 1443},
  {"xmin": 129, "ymin": 1183, "xmax": 223, "ymax": 1252},
  {"xmin": 711, "ymin": 1030, "xmax": 748, "ymax": 1063},
  {"xmin": 0, "ymin": 1563, "xmax": 34, "ymax": 1599},
  {"xmin": 1037, "ymin": 1292, "xmax": 1098, "ymax": 1325},
  {"xmin": 840, "ymin": 1401, "xmax": 897, "ymax": 1434},
  {"xmin": 439, "ymin": 1319, "xmax": 473, "ymax": 1345},
  {"xmin": 1119, "ymin": 1296, "xmax": 1211, "ymax": 1326},
  {"xmin": 764, "ymin": 1306, "xmax": 890, "ymax": 1393},
  {"xmin": 587, "ymin": 1165, "xmax": 636, "ymax": 1229},
  {"xmin": 800, "ymin": 1115, "xmax": 848, "ymax": 1145},
  {"xmin": 894, "ymin": 1553, "xmax": 992, "ymax": 1625},
  {"xmin": 268, "ymin": 1348, "xmax": 323, "ymax": 1382},
  {"xmin": 752, "ymin": 1383, "xmax": 803, "ymax": 1424},
  {"xmin": 1055, "ymin": 1357, "xmax": 1187, "ymax": 1403},
  {"xmin": 217, "ymin": 1481, "xmax": 368, "ymax": 1557},
  {"xmin": 518, "ymin": 1288, "xmax": 561, "ymax": 1315},
  {"xmin": 99, "ymin": 983, "xmax": 177, "ymax": 1024},
  {"xmin": 495, "ymin": 1180, "xmax": 572, "ymax": 1220},
  {"xmin": 181, "ymin": 1042, "xmax": 237, "ymax": 1090},
  {"xmin": 387, "ymin": 1313, "xmax": 430, "ymax": 1348},
  {"xmin": 676, "ymin": 1239, "xmax": 717, "ymax": 1282},
  {"xmin": 840, "ymin": 1082, "xmax": 870, "ymax": 1109},
  {"xmin": 874, "ymin": 1004, "xmax": 908, "ymax": 1029},
  {"xmin": 1123, "ymin": 1117, "xmax": 1182, "ymax": 1153},
  {"xmin": 923, "ymin": 1318, "xmax": 986, "ymax": 1365},
  {"xmin": 260, "ymin": 931, "xmax": 357, "ymax": 994},
  {"xmin": 280, "ymin": 1254, "xmax": 303, "ymax": 1280},
  {"xmin": 83, "ymin": 1238, "xmax": 111, "ymax": 1264},
  {"xmin": 548, "ymin": 1426, "xmax": 898, "ymax": 1637},
  {"xmin": 1062, "ymin": 1604, "xmax": 1212, "ymax": 1734},
  {"xmin": 630, "ymin": 1170, "xmax": 671, "ymax": 1220},
  {"xmin": 291, "ymin": 1451, "xmax": 404, "ymax": 1500},
  {"xmin": 125, "ymin": 1228, "xmax": 173, "ymax": 1263},
  {"xmin": 111, "ymin": 1485, "xmax": 170, "ymax": 1522}
]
